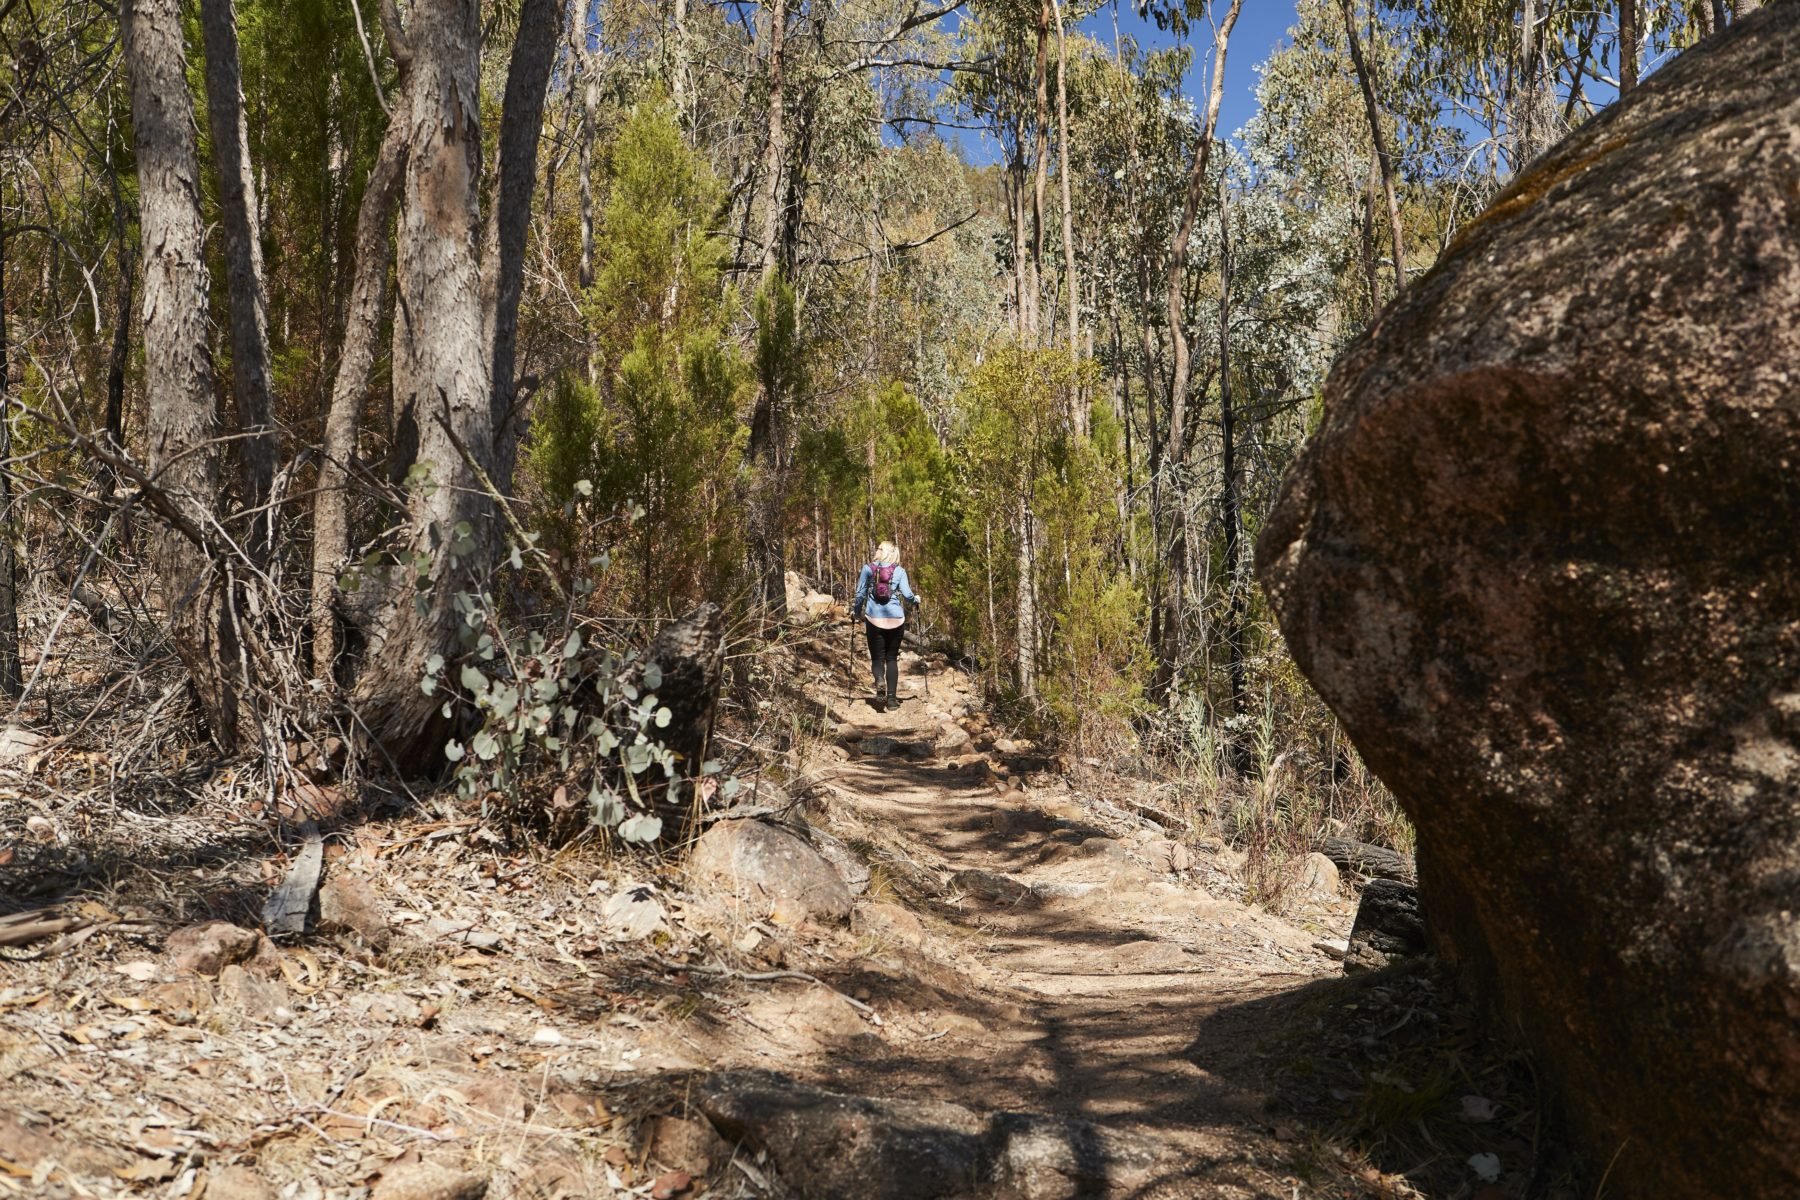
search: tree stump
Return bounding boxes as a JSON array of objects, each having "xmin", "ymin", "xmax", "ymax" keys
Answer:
[
  {"xmin": 623, "ymin": 602, "xmax": 725, "ymax": 843},
  {"xmin": 1343, "ymin": 879, "xmax": 1425, "ymax": 974}
]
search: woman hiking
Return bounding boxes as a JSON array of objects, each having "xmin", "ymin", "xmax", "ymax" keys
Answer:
[{"xmin": 853, "ymin": 541, "xmax": 921, "ymax": 712}]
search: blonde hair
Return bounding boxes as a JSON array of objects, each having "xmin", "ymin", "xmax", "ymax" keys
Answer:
[{"xmin": 874, "ymin": 540, "xmax": 901, "ymax": 565}]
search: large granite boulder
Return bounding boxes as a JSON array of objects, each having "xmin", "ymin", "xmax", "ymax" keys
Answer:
[
  {"xmin": 686, "ymin": 819, "xmax": 854, "ymax": 924},
  {"xmin": 1257, "ymin": 10, "xmax": 1800, "ymax": 1197}
]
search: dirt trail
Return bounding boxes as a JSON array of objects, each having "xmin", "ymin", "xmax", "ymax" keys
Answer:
[
  {"xmin": 0, "ymin": 640, "xmax": 1406, "ymax": 1200},
  {"xmin": 714, "ymin": 647, "xmax": 1359, "ymax": 1197}
]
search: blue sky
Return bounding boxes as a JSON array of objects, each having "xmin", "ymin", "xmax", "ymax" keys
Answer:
[
  {"xmin": 947, "ymin": 2, "xmax": 1303, "ymax": 162},
  {"xmin": 1077, "ymin": 1, "xmax": 1302, "ymax": 140}
]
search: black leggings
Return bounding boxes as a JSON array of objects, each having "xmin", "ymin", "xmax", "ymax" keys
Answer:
[{"xmin": 865, "ymin": 622, "xmax": 904, "ymax": 699}]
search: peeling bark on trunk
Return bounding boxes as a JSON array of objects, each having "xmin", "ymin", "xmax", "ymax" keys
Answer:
[
  {"xmin": 311, "ymin": 89, "xmax": 410, "ymax": 683},
  {"xmin": 1514, "ymin": 0, "xmax": 1556, "ymax": 166},
  {"xmin": 123, "ymin": 0, "xmax": 243, "ymax": 748},
  {"xmin": 483, "ymin": 0, "xmax": 562, "ymax": 497},
  {"xmin": 198, "ymin": 0, "xmax": 278, "ymax": 540},
  {"xmin": 347, "ymin": 0, "xmax": 494, "ymax": 768},
  {"xmin": 1010, "ymin": 163, "xmax": 1029, "ymax": 338}
]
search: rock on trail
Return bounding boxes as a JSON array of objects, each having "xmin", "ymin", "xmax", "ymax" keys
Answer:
[
  {"xmin": 1258, "ymin": 9, "xmax": 1800, "ymax": 1196},
  {"xmin": 687, "ymin": 818, "xmax": 854, "ymax": 924}
]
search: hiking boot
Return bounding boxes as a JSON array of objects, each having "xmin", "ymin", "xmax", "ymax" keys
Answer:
[
  {"xmin": 886, "ymin": 694, "xmax": 901, "ymax": 711},
  {"xmin": 871, "ymin": 695, "xmax": 886, "ymax": 713}
]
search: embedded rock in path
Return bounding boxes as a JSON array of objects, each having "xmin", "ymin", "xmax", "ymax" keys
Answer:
[
  {"xmin": 165, "ymin": 921, "xmax": 266, "ymax": 978},
  {"xmin": 687, "ymin": 819, "xmax": 853, "ymax": 924},
  {"xmin": 696, "ymin": 1073, "xmax": 1161, "ymax": 1200},
  {"xmin": 855, "ymin": 900, "xmax": 925, "ymax": 948},
  {"xmin": 370, "ymin": 1164, "xmax": 487, "ymax": 1200},
  {"xmin": 1256, "ymin": 10, "xmax": 1800, "ymax": 1195},
  {"xmin": 648, "ymin": 1114, "xmax": 734, "ymax": 1180},
  {"xmin": 800, "ymin": 824, "xmax": 871, "ymax": 896},
  {"xmin": 985, "ymin": 1112, "xmax": 1161, "ymax": 1200},
  {"xmin": 204, "ymin": 1167, "xmax": 277, "ymax": 1200},
  {"xmin": 1140, "ymin": 839, "xmax": 1191, "ymax": 873},
  {"xmin": 950, "ymin": 868, "xmax": 1032, "ymax": 906},
  {"xmin": 319, "ymin": 872, "xmax": 391, "ymax": 948},
  {"xmin": 699, "ymin": 1073, "xmax": 988, "ymax": 1200}
]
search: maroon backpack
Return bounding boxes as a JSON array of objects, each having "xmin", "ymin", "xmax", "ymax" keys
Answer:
[{"xmin": 869, "ymin": 562, "xmax": 898, "ymax": 604}]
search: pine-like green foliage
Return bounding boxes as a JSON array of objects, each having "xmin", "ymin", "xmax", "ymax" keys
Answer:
[
  {"xmin": 947, "ymin": 346, "xmax": 1148, "ymax": 747},
  {"xmin": 801, "ymin": 382, "xmax": 953, "ymax": 583},
  {"xmin": 1036, "ymin": 400, "xmax": 1152, "ymax": 748},
  {"xmin": 528, "ymin": 95, "xmax": 747, "ymax": 611}
]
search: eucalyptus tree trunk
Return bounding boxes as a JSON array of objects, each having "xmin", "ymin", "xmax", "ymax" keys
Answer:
[
  {"xmin": 1010, "ymin": 162, "xmax": 1030, "ymax": 338},
  {"xmin": 1157, "ymin": 0, "xmax": 1240, "ymax": 697},
  {"xmin": 1339, "ymin": 0, "xmax": 1404, "ymax": 293},
  {"xmin": 577, "ymin": 7, "xmax": 597, "ymax": 289},
  {"xmin": 1515, "ymin": 0, "xmax": 1556, "ymax": 165},
  {"xmin": 0, "ymin": 210, "xmax": 22, "ymax": 697},
  {"xmin": 347, "ymin": 0, "xmax": 494, "ymax": 767},
  {"xmin": 1029, "ymin": 0, "xmax": 1051, "ymax": 344},
  {"xmin": 1016, "ymin": 499, "xmax": 1038, "ymax": 698},
  {"xmin": 198, "ymin": 0, "xmax": 277, "ymax": 542},
  {"xmin": 1217, "ymin": 183, "xmax": 1248, "ymax": 770},
  {"xmin": 311, "ymin": 88, "xmax": 410, "ymax": 683},
  {"xmin": 123, "ymin": 0, "xmax": 242, "ymax": 747},
  {"xmin": 1359, "ymin": 157, "xmax": 1381, "ymax": 316},
  {"xmin": 483, "ymin": 0, "xmax": 563, "ymax": 496},
  {"xmin": 1619, "ymin": 0, "xmax": 1638, "ymax": 93},
  {"xmin": 1053, "ymin": 0, "xmax": 1081, "ymax": 432},
  {"xmin": 759, "ymin": 0, "xmax": 788, "ymax": 280},
  {"xmin": 745, "ymin": 0, "xmax": 791, "ymax": 620},
  {"xmin": 671, "ymin": 0, "xmax": 692, "ymax": 126},
  {"xmin": 101, "ymin": 179, "xmax": 133, "ymax": 501}
]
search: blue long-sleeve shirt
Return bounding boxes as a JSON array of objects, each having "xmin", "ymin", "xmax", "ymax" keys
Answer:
[{"xmin": 854, "ymin": 563, "xmax": 919, "ymax": 622}]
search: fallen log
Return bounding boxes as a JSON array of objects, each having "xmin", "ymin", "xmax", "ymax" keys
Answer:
[{"xmin": 1319, "ymin": 836, "xmax": 1415, "ymax": 883}]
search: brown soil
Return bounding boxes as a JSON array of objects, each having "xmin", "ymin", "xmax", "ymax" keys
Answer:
[{"xmin": 0, "ymin": 640, "xmax": 1564, "ymax": 1199}]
